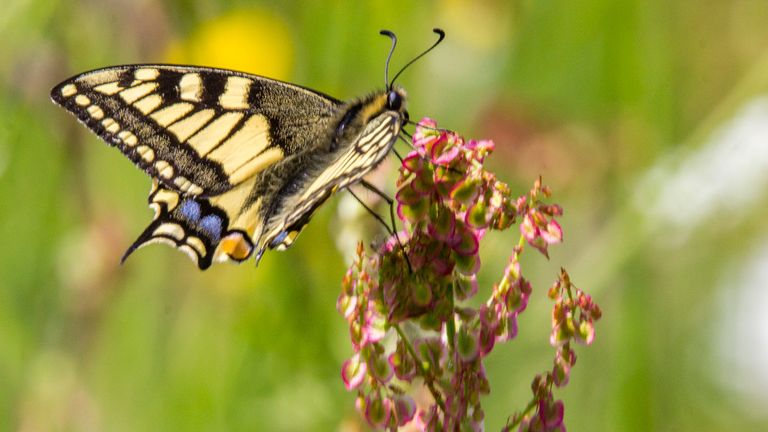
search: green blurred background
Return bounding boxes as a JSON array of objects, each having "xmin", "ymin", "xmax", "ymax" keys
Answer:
[{"xmin": 2, "ymin": 0, "xmax": 768, "ymax": 430}]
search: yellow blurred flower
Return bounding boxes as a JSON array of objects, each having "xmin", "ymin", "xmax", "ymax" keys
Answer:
[
  {"xmin": 166, "ymin": 8, "xmax": 294, "ymax": 80},
  {"xmin": 438, "ymin": 0, "xmax": 512, "ymax": 51}
]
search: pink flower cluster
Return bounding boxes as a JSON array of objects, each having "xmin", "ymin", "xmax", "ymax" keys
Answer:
[
  {"xmin": 505, "ymin": 269, "xmax": 601, "ymax": 432},
  {"xmin": 337, "ymin": 119, "xmax": 600, "ymax": 431},
  {"xmin": 338, "ymin": 243, "xmax": 418, "ymax": 429},
  {"xmin": 519, "ymin": 180, "xmax": 563, "ymax": 258}
]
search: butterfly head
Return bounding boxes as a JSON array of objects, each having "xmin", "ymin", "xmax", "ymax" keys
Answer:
[
  {"xmin": 386, "ymin": 87, "xmax": 409, "ymax": 124},
  {"xmin": 386, "ymin": 87, "xmax": 404, "ymax": 111}
]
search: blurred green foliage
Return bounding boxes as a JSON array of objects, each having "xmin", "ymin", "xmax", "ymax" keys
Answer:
[{"xmin": 2, "ymin": 0, "xmax": 768, "ymax": 430}]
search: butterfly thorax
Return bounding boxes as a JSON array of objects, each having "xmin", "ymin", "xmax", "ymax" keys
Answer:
[{"xmin": 330, "ymin": 88, "xmax": 407, "ymax": 151}]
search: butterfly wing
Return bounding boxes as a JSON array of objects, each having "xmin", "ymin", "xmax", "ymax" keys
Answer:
[
  {"xmin": 51, "ymin": 65, "xmax": 341, "ymax": 196},
  {"xmin": 52, "ymin": 65, "xmax": 347, "ymax": 269},
  {"xmin": 254, "ymin": 110, "xmax": 403, "ymax": 258},
  {"xmin": 119, "ymin": 108, "xmax": 400, "ymax": 269}
]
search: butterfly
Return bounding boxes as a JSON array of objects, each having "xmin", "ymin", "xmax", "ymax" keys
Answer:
[{"xmin": 50, "ymin": 29, "xmax": 444, "ymax": 269}]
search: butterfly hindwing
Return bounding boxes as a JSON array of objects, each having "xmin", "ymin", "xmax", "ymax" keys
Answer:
[
  {"xmin": 51, "ymin": 65, "xmax": 341, "ymax": 196},
  {"xmin": 255, "ymin": 110, "xmax": 402, "ymax": 255}
]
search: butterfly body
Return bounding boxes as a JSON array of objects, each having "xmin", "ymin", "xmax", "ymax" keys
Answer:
[{"xmin": 52, "ymin": 65, "xmax": 406, "ymax": 269}]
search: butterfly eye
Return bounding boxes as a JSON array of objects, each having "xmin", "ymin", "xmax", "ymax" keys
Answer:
[{"xmin": 387, "ymin": 90, "xmax": 402, "ymax": 111}]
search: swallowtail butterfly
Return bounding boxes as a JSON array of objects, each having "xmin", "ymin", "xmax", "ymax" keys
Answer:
[{"xmin": 51, "ymin": 29, "xmax": 444, "ymax": 269}]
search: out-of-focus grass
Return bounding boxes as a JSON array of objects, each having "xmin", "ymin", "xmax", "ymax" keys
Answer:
[{"xmin": 1, "ymin": 0, "xmax": 767, "ymax": 430}]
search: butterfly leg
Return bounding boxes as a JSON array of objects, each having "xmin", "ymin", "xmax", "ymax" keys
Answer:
[
  {"xmin": 392, "ymin": 147, "xmax": 405, "ymax": 164},
  {"xmin": 359, "ymin": 180, "xmax": 412, "ymax": 273},
  {"xmin": 348, "ymin": 187, "xmax": 394, "ymax": 236}
]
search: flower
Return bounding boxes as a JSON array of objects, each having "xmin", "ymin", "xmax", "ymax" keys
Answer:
[
  {"xmin": 337, "ymin": 119, "xmax": 600, "ymax": 431},
  {"xmin": 166, "ymin": 8, "xmax": 293, "ymax": 80}
]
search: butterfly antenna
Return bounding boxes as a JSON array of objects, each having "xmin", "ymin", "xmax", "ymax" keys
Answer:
[
  {"xmin": 379, "ymin": 30, "xmax": 398, "ymax": 89},
  {"xmin": 389, "ymin": 28, "xmax": 445, "ymax": 88}
]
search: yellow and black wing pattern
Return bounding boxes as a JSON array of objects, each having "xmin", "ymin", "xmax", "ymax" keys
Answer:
[
  {"xmin": 259, "ymin": 112, "xmax": 402, "ymax": 256},
  {"xmin": 51, "ymin": 64, "xmax": 406, "ymax": 269}
]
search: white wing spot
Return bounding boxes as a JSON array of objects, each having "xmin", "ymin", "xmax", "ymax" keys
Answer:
[
  {"xmin": 179, "ymin": 73, "xmax": 203, "ymax": 102},
  {"xmin": 87, "ymin": 104, "xmax": 104, "ymax": 120},
  {"xmin": 152, "ymin": 187, "xmax": 180, "ymax": 211},
  {"xmin": 168, "ymin": 109, "xmax": 215, "ymax": 142},
  {"xmin": 79, "ymin": 69, "xmax": 121, "ymax": 87},
  {"xmin": 60, "ymin": 84, "xmax": 77, "ymax": 97},
  {"xmin": 219, "ymin": 76, "xmax": 252, "ymax": 110},
  {"xmin": 137, "ymin": 145, "xmax": 155, "ymax": 162},
  {"xmin": 186, "ymin": 236, "xmax": 207, "ymax": 256},
  {"xmin": 133, "ymin": 94, "xmax": 163, "ymax": 114},
  {"xmin": 170, "ymin": 175, "xmax": 202, "ymax": 195},
  {"xmin": 135, "ymin": 68, "xmax": 160, "ymax": 81},
  {"xmin": 152, "ymin": 223, "xmax": 185, "ymax": 240},
  {"xmin": 117, "ymin": 130, "xmax": 138, "ymax": 146},
  {"xmin": 101, "ymin": 117, "xmax": 120, "ymax": 134},
  {"xmin": 120, "ymin": 82, "xmax": 158, "ymax": 104},
  {"xmin": 93, "ymin": 81, "xmax": 124, "ymax": 95},
  {"xmin": 75, "ymin": 95, "xmax": 90, "ymax": 106},
  {"xmin": 154, "ymin": 160, "xmax": 174, "ymax": 179},
  {"xmin": 174, "ymin": 175, "xmax": 190, "ymax": 190},
  {"xmin": 150, "ymin": 102, "xmax": 194, "ymax": 127}
]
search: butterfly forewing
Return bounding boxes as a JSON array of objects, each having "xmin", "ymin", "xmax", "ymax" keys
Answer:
[{"xmin": 51, "ymin": 65, "xmax": 341, "ymax": 196}]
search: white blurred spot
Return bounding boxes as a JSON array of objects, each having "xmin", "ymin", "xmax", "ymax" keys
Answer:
[
  {"xmin": 714, "ymin": 240, "xmax": 768, "ymax": 412},
  {"xmin": 636, "ymin": 97, "xmax": 768, "ymax": 239},
  {"xmin": 335, "ymin": 192, "xmax": 370, "ymax": 264}
]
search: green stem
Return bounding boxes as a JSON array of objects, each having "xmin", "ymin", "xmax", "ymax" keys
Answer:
[
  {"xmin": 446, "ymin": 280, "xmax": 456, "ymax": 356},
  {"xmin": 393, "ymin": 323, "xmax": 446, "ymax": 412},
  {"xmin": 506, "ymin": 398, "xmax": 538, "ymax": 429}
]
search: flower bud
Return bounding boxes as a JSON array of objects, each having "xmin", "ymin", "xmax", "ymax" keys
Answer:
[
  {"xmin": 412, "ymin": 282, "xmax": 433, "ymax": 307},
  {"xmin": 456, "ymin": 325, "xmax": 479, "ymax": 362},
  {"xmin": 466, "ymin": 200, "xmax": 491, "ymax": 228},
  {"xmin": 368, "ymin": 352, "xmax": 394, "ymax": 384},
  {"xmin": 393, "ymin": 396, "xmax": 417, "ymax": 426},
  {"xmin": 451, "ymin": 177, "xmax": 482, "ymax": 205},
  {"xmin": 341, "ymin": 354, "xmax": 367, "ymax": 390},
  {"xmin": 364, "ymin": 393, "xmax": 391, "ymax": 428}
]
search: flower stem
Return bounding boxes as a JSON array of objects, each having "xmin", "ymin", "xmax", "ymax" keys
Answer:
[
  {"xmin": 446, "ymin": 280, "xmax": 456, "ymax": 356},
  {"xmin": 517, "ymin": 232, "xmax": 526, "ymax": 250},
  {"xmin": 393, "ymin": 323, "xmax": 446, "ymax": 412},
  {"xmin": 505, "ymin": 398, "xmax": 538, "ymax": 429}
]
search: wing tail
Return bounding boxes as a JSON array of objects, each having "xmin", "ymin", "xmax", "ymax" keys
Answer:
[{"xmin": 122, "ymin": 183, "xmax": 255, "ymax": 270}]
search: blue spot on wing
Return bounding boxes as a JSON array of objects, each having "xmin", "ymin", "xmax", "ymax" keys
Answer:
[
  {"xmin": 180, "ymin": 199, "xmax": 201, "ymax": 222},
  {"xmin": 270, "ymin": 231, "xmax": 288, "ymax": 247},
  {"xmin": 200, "ymin": 215, "xmax": 223, "ymax": 242}
]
